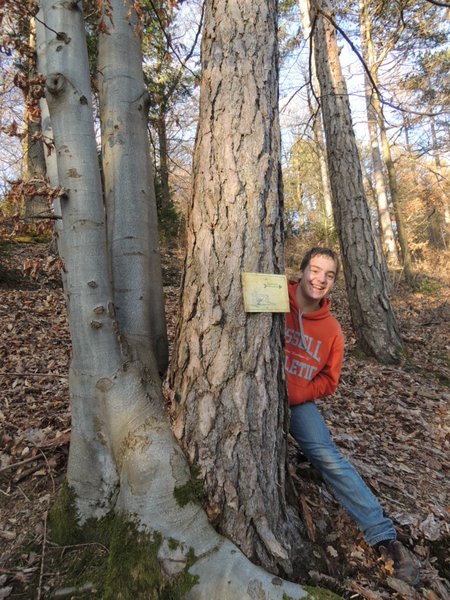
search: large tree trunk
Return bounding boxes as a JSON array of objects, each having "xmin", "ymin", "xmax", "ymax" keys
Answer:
[
  {"xmin": 307, "ymin": 0, "xmax": 404, "ymax": 364},
  {"xmin": 358, "ymin": 0, "xmax": 399, "ymax": 267},
  {"xmin": 169, "ymin": 0, "xmax": 306, "ymax": 574},
  {"xmin": 37, "ymin": 0, "xmax": 313, "ymax": 597}
]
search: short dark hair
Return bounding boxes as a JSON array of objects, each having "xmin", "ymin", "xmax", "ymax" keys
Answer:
[{"xmin": 300, "ymin": 247, "xmax": 340, "ymax": 279}]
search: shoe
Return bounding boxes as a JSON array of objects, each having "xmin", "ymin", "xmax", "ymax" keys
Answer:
[{"xmin": 376, "ymin": 540, "xmax": 420, "ymax": 586}]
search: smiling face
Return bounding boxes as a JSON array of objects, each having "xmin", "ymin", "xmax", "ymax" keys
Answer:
[{"xmin": 297, "ymin": 254, "xmax": 337, "ymax": 312}]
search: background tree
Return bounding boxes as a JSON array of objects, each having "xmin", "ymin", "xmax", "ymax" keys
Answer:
[
  {"xmin": 298, "ymin": 1, "xmax": 334, "ymax": 240},
  {"xmin": 304, "ymin": 0, "xmax": 404, "ymax": 363},
  {"xmin": 284, "ymin": 135, "xmax": 333, "ymax": 242},
  {"xmin": 400, "ymin": 46, "xmax": 450, "ymax": 248},
  {"xmin": 358, "ymin": 0, "xmax": 399, "ymax": 267},
  {"xmin": 142, "ymin": 0, "xmax": 201, "ymax": 239}
]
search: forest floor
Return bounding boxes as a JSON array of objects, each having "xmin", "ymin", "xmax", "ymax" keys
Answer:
[{"xmin": 0, "ymin": 240, "xmax": 449, "ymax": 600}]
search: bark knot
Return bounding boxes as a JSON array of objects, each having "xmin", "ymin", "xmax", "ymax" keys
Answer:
[
  {"xmin": 55, "ymin": 32, "xmax": 71, "ymax": 44},
  {"xmin": 46, "ymin": 73, "xmax": 66, "ymax": 96}
]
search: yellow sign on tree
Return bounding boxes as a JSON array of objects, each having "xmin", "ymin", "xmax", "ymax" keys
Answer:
[{"xmin": 241, "ymin": 273, "xmax": 289, "ymax": 313}]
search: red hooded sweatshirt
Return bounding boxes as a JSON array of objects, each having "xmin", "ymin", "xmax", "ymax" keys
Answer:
[{"xmin": 285, "ymin": 280, "xmax": 344, "ymax": 406}]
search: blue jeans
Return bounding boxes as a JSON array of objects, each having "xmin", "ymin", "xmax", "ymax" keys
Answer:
[{"xmin": 290, "ymin": 402, "xmax": 396, "ymax": 546}]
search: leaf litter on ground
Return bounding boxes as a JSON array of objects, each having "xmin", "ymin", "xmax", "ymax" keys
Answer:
[{"xmin": 0, "ymin": 242, "xmax": 449, "ymax": 599}]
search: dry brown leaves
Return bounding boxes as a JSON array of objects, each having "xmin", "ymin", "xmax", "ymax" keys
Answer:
[
  {"xmin": 291, "ymin": 272, "xmax": 450, "ymax": 599},
  {"xmin": 1, "ymin": 242, "xmax": 449, "ymax": 599}
]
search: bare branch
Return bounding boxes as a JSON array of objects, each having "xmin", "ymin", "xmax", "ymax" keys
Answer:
[
  {"xmin": 317, "ymin": 7, "xmax": 441, "ymax": 118},
  {"xmin": 146, "ymin": 0, "xmax": 202, "ymax": 86},
  {"xmin": 424, "ymin": 0, "xmax": 450, "ymax": 7}
]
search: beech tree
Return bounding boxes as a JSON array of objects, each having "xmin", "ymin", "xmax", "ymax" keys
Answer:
[
  {"xmin": 302, "ymin": 0, "xmax": 404, "ymax": 364},
  {"xmin": 34, "ymin": 0, "xmax": 318, "ymax": 597}
]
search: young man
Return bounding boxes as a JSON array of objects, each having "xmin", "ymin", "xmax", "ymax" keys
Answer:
[{"xmin": 286, "ymin": 247, "xmax": 419, "ymax": 586}]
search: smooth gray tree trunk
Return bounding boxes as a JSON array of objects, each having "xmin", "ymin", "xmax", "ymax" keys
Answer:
[
  {"xmin": 24, "ymin": 18, "xmax": 48, "ymax": 219},
  {"xmin": 97, "ymin": 4, "xmax": 168, "ymax": 374}
]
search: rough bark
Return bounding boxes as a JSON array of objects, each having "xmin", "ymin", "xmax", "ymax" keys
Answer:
[
  {"xmin": 37, "ymin": 0, "xmax": 313, "ymax": 596},
  {"xmin": 97, "ymin": 2, "xmax": 168, "ymax": 374},
  {"xmin": 169, "ymin": 0, "xmax": 306, "ymax": 574},
  {"xmin": 358, "ymin": 0, "xmax": 399, "ymax": 266},
  {"xmin": 299, "ymin": 0, "xmax": 334, "ymax": 239},
  {"xmin": 308, "ymin": 0, "xmax": 404, "ymax": 364}
]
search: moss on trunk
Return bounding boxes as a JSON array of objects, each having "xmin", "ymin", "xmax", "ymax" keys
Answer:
[{"xmin": 48, "ymin": 482, "xmax": 198, "ymax": 598}]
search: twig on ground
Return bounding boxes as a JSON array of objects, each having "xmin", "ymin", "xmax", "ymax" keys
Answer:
[
  {"xmin": 13, "ymin": 463, "xmax": 44, "ymax": 483},
  {"xmin": 0, "ymin": 455, "xmax": 44, "ymax": 474},
  {"xmin": 34, "ymin": 446, "xmax": 56, "ymax": 494},
  {"xmin": 16, "ymin": 485, "xmax": 31, "ymax": 502},
  {"xmin": 53, "ymin": 583, "xmax": 96, "ymax": 598},
  {"xmin": 350, "ymin": 581, "xmax": 384, "ymax": 599},
  {"xmin": 299, "ymin": 493, "xmax": 316, "ymax": 541},
  {"xmin": 0, "ymin": 372, "xmax": 67, "ymax": 378},
  {"xmin": 37, "ymin": 510, "xmax": 48, "ymax": 600},
  {"xmin": 47, "ymin": 541, "xmax": 109, "ymax": 552}
]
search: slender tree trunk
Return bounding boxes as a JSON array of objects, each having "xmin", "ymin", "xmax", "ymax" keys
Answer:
[
  {"xmin": 308, "ymin": 0, "xmax": 404, "ymax": 363},
  {"xmin": 35, "ymin": 15, "xmax": 67, "ymax": 289},
  {"xmin": 358, "ymin": 0, "xmax": 399, "ymax": 266},
  {"xmin": 24, "ymin": 18, "xmax": 48, "ymax": 218},
  {"xmin": 315, "ymin": 118, "xmax": 334, "ymax": 237},
  {"xmin": 371, "ymin": 81, "xmax": 413, "ymax": 282},
  {"xmin": 432, "ymin": 120, "xmax": 450, "ymax": 231},
  {"xmin": 307, "ymin": 88, "xmax": 334, "ymax": 240},
  {"xmin": 428, "ymin": 118, "xmax": 448, "ymax": 247},
  {"xmin": 97, "ymin": 6, "xmax": 168, "ymax": 374},
  {"xmin": 295, "ymin": 155, "xmax": 307, "ymax": 230},
  {"xmin": 157, "ymin": 106, "xmax": 171, "ymax": 209},
  {"xmin": 300, "ymin": 2, "xmax": 334, "ymax": 240},
  {"xmin": 169, "ymin": 0, "xmax": 306, "ymax": 574}
]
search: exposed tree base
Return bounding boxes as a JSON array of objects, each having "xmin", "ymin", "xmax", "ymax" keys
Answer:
[{"xmin": 48, "ymin": 482, "xmax": 343, "ymax": 599}]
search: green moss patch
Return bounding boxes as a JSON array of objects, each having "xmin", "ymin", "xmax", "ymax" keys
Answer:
[
  {"xmin": 173, "ymin": 466, "xmax": 206, "ymax": 507},
  {"xmin": 304, "ymin": 586, "xmax": 345, "ymax": 599},
  {"xmin": 47, "ymin": 484, "xmax": 198, "ymax": 598}
]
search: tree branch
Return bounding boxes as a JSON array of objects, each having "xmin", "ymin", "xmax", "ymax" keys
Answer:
[
  {"xmin": 146, "ymin": 0, "xmax": 202, "ymax": 86},
  {"xmin": 424, "ymin": 0, "xmax": 450, "ymax": 7},
  {"xmin": 316, "ymin": 6, "xmax": 441, "ymax": 118}
]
